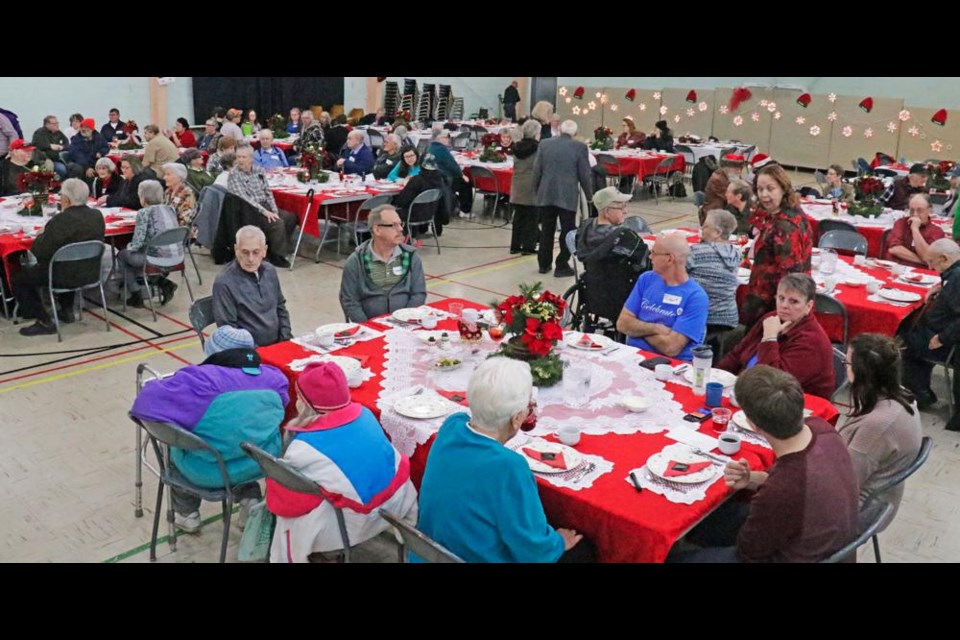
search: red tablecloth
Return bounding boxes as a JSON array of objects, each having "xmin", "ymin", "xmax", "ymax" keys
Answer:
[
  {"xmin": 271, "ymin": 183, "xmax": 402, "ymax": 239},
  {"xmin": 463, "ymin": 165, "xmax": 513, "ymax": 196},
  {"xmin": 1, "ymin": 210, "xmax": 135, "ymax": 288},
  {"xmin": 259, "ymin": 298, "xmax": 840, "ymax": 563},
  {"xmin": 805, "ymin": 216, "xmax": 888, "ymax": 258},
  {"xmin": 603, "ymin": 154, "xmax": 686, "ymax": 180}
]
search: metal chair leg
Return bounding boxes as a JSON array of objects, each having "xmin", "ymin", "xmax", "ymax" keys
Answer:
[
  {"xmin": 186, "ymin": 242, "xmax": 202, "ymax": 286},
  {"xmin": 98, "ymin": 284, "xmax": 110, "ymax": 333},
  {"xmin": 149, "ymin": 476, "xmax": 164, "ymax": 561},
  {"xmin": 220, "ymin": 498, "xmax": 233, "ymax": 564},
  {"xmin": 50, "ymin": 288, "xmax": 63, "ymax": 342},
  {"xmin": 872, "ymin": 534, "xmax": 882, "ymax": 563},
  {"xmin": 135, "ymin": 425, "xmax": 143, "ymax": 518}
]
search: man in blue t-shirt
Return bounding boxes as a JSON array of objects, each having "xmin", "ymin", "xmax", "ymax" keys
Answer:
[{"xmin": 616, "ymin": 232, "xmax": 709, "ymax": 361}]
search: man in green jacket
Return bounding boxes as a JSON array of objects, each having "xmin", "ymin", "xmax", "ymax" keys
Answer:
[
  {"xmin": 30, "ymin": 115, "xmax": 70, "ymax": 179},
  {"xmin": 339, "ymin": 205, "xmax": 426, "ymax": 322}
]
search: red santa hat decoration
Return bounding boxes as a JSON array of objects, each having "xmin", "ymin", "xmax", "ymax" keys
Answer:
[
  {"xmin": 796, "ymin": 93, "xmax": 812, "ymax": 108},
  {"xmin": 377, "ymin": 77, "xmax": 386, "ymax": 82},
  {"xmin": 729, "ymin": 87, "xmax": 753, "ymax": 112},
  {"xmin": 625, "ymin": 89, "xmax": 636, "ymax": 102},
  {"xmin": 751, "ymin": 154, "xmax": 774, "ymax": 170},
  {"xmin": 573, "ymin": 87, "xmax": 585, "ymax": 100},
  {"xmin": 859, "ymin": 97, "xmax": 874, "ymax": 113},
  {"xmin": 686, "ymin": 90, "xmax": 698, "ymax": 104},
  {"xmin": 932, "ymin": 109, "xmax": 948, "ymax": 126}
]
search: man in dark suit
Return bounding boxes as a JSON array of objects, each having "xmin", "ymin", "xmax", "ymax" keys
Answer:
[
  {"xmin": 533, "ymin": 119, "xmax": 593, "ymax": 278},
  {"xmin": 13, "ymin": 179, "xmax": 106, "ymax": 336},
  {"xmin": 503, "ymin": 81, "xmax": 521, "ymax": 122}
]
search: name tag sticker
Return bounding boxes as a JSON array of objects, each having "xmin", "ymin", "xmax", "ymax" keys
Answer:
[
  {"xmin": 663, "ymin": 294, "xmax": 682, "ymax": 305},
  {"xmin": 392, "ymin": 266, "xmax": 404, "ymax": 276}
]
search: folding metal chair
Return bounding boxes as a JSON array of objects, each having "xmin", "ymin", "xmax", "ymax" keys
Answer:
[
  {"xmin": 379, "ymin": 509, "xmax": 464, "ymax": 563},
  {"xmin": 189, "ymin": 296, "xmax": 215, "ymax": 348},
  {"xmin": 48, "ymin": 240, "xmax": 111, "ymax": 342},
  {"xmin": 821, "ymin": 501, "xmax": 895, "ymax": 563}
]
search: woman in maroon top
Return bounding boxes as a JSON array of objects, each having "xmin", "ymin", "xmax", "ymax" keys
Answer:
[
  {"xmin": 615, "ymin": 117, "xmax": 645, "ymax": 150},
  {"xmin": 717, "ymin": 273, "xmax": 835, "ymax": 399},
  {"xmin": 170, "ymin": 118, "xmax": 197, "ymax": 148},
  {"xmin": 740, "ymin": 164, "xmax": 812, "ymax": 328}
]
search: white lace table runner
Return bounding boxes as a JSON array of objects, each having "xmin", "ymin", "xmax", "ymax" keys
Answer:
[
  {"xmin": 376, "ymin": 385, "xmax": 471, "ymax": 457},
  {"xmin": 626, "ymin": 443, "xmax": 726, "ymax": 505}
]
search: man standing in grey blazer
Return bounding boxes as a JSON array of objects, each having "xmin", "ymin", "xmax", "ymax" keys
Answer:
[{"xmin": 534, "ymin": 120, "xmax": 594, "ymax": 278}]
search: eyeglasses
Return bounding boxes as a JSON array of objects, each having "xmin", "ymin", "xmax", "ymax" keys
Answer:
[{"xmin": 377, "ymin": 223, "xmax": 404, "ymax": 230}]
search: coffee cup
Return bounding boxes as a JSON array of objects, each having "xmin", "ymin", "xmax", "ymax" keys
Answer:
[
  {"xmin": 718, "ymin": 432, "xmax": 742, "ymax": 455},
  {"xmin": 557, "ymin": 426, "xmax": 581, "ymax": 447},
  {"xmin": 420, "ymin": 315, "xmax": 439, "ymax": 330},
  {"xmin": 655, "ymin": 364, "xmax": 673, "ymax": 382},
  {"xmin": 853, "ymin": 254, "xmax": 867, "ymax": 266},
  {"xmin": 866, "ymin": 282, "xmax": 881, "ymax": 295},
  {"xmin": 317, "ymin": 333, "xmax": 336, "ymax": 348}
]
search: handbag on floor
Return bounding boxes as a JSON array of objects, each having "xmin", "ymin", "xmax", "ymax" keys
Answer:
[{"xmin": 237, "ymin": 500, "xmax": 276, "ymax": 563}]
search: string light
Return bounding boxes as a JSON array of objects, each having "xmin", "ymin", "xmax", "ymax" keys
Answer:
[
  {"xmin": 718, "ymin": 105, "xmax": 729, "ymax": 115},
  {"xmin": 887, "ymin": 122, "xmax": 898, "ymax": 133},
  {"xmin": 659, "ymin": 106, "xmax": 668, "ymax": 115},
  {"xmin": 828, "ymin": 112, "xmax": 838, "ymax": 122},
  {"xmin": 653, "ymin": 92, "xmax": 661, "ymax": 100},
  {"xmin": 639, "ymin": 103, "xmax": 647, "ymax": 111},
  {"xmin": 774, "ymin": 112, "xmax": 782, "ymax": 120},
  {"xmin": 828, "ymin": 93, "xmax": 837, "ymax": 103},
  {"xmin": 733, "ymin": 115, "xmax": 744, "ymax": 127},
  {"xmin": 898, "ymin": 110, "xmax": 911, "ymax": 122},
  {"xmin": 766, "ymin": 102, "xmax": 777, "ymax": 113},
  {"xmin": 698, "ymin": 102, "xmax": 708, "ymax": 112},
  {"xmin": 795, "ymin": 116, "xmax": 806, "ymax": 125},
  {"xmin": 863, "ymin": 128, "xmax": 874, "ymax": 138},
  {"xmin": 751, "ymin": 112, "xmax": 761, "ymax": 122},
  {"xmin": 908, "ymin": 126, "xmax": 920, "ymax": 137},
  {"xmin": 559, "ymin": 87, "xmax": 568, "ymax": 97},
  {"xmin": 686, "ymin": 108, "xmax": 695, "ymax": 117},
  {"xmin": 810, "ymin": 125, "xmax": 821, "ymax": 137},
  {"xmin": 842, "ymin": 126, "xmax": 853, "ymax": 138}
]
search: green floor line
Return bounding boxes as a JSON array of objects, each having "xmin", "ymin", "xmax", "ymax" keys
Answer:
[{"xmin": 102, "ymin": 509, "xmax": 239, "ymax": 563}]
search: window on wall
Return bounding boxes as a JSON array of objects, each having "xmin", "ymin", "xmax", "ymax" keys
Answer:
[{"xmin": 192, "ymin": 77, "xmax": 345, "ymax": 122}]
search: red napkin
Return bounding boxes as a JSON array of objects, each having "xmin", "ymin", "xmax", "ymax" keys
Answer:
[
  {"xmin": 577, "ymin": 334, "xmax": 601, "ymax": 350},
  {"xmin": 346, "ymin": 355, "xmax": 370, "ymax": 368},
  {"xmin": 335, "ymin": 326, "xmax": 362, "ymax": 339},
  {"xmin": 522, "ymin": 448, "xmax": 567, "ymax": 470},
  {"xmin": 436, "ymin": 390, "xmax": 469, "ymax": 407},
  {"xmin": 905, "ymin": 274, "xmax": 925, "ymax": 283},
  {"xmin": 663, "ymin": 460, "xmax": 712, "ymax": 478}
]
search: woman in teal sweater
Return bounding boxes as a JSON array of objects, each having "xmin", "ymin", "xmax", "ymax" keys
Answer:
[{"xmin": 417, "ymin": 358, "xmax": 588, "ymax": 563}]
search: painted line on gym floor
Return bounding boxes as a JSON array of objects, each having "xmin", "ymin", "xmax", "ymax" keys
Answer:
[
  {"xmin": 0, "ymin": 334, "xmax": 196, "ymax": 386},
  {"xmin": 432, "ymin": 254, "xmax": 531, "ymax": 279},
  {"xmin": 82, "ymin": 309, "xmax": 193, "ymax": 367},
  {"xmin": 102, "ymin": 510, "xmax": 237, "ymax": 563},
  {"xmin": 427, "ymin": 276, "xmax": 512, "ymax": 299},
  {"xmin": 427, "ymin": 255, "xmax": 536, "ymax": 290},
  {"xmin": 0, "ymin": 342, "xmax": 197, "ymax": 394}
]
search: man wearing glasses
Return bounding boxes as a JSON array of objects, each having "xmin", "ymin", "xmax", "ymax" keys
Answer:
[
  {"xmin": 575, "ymin": 187, "xmax": 650, "ymax": 325},
  {"xmin": 30, "ymin": 115, "xmax": 71, "ymax": 179},
  {"xmin": 339, "ymin": 205, "xmax": 427, "ymax": 322},
  {"xmin": 617, "ymin": 232, "xmax": 708, "ymax": 361}
]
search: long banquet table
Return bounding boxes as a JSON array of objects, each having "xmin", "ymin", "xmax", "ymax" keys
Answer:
[{"xmin": 259, "ymin": 298, "xmax": 839, "ymax": 563}]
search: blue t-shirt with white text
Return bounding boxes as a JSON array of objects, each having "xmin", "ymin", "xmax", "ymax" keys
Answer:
[{"xmin": 623, "ymin": 271, "xmax": 709, "ymax": 361}]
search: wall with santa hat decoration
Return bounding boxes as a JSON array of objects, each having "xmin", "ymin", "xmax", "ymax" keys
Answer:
[
  {"xmin": 824, "ymin": 94, "xmax": 905, "ymax": 168},
  {"xmin": 768, "ymin": 88, "xmax": 833, "ymax": 169},
  {"xmin": 711, "ymin": 87, "xmax": 775, "ymax": 154},
  {"xmin": 898, "ymin": 107, "xmax": 957, "ymax": 162},
  {"xmin": 660, "ymin": 87, "xmax": 716, "ymax": 141}
]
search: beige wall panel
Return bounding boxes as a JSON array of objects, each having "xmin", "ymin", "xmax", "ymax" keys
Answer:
[
  {"xmin": 896, "ymin": 107, "xmax": 960, "ymax": 163},
  {"xmin": 712, "ymin": 87, "xmax": 775, "ymax": 152},
  {"xmin": 769, "ymin": 90, "xmax": 833, "ymax": 169},
  {"xmin": 661, "ymin": 88, "xmax": 716, "ymax": 140},
  {"xmin": 826, "ymin": 94, "xmax": 904, "ymax": 169}
]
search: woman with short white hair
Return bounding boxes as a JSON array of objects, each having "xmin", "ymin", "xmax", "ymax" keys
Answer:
[
  {"xmin": 417, "ymin": 357, "xmax": 591, "ymax": 563},
  {"xmin": 92, "ymin": 157, "xmax": 119, "ymax": 201},
  {"xmin": 531, "ymin": 101, "xmax": 555, "ymax": 139},
  {"xmin": 117, "ymin": 179, "xmax": 184, "ymax": 308},
  {"xmin": 162, "ymin": 162, "xmax": 197, "ymax": 228}
]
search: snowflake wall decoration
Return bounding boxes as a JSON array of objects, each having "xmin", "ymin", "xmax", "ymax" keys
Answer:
[
  {"xmin": 828, "ymin": 93, "xmax": 837, "ymax": 103},
  {"xmin": 639, "ymin": 103, "xmax": 647, "ymax": 111},
  {"xmin": 842, "ymin": 126, "xmax": 853, "ymax": 138},
  {"xmin": 559, "ymin": 87, "xmax": 568, "ymax": 97},
  {"xmin": 796, "ymin": 116, "xmax": 806, "ymax": 125},
  {"xmin": 751, "ymin": 112, "xmax": 761, "ymax": 122},
  {"xmin": 659, "ymin": 106, "xmax": 668, "ymax": 115},
  {"xmin": 864, "ymin": 128, "xmax": 874, "ymax": 138},
  {"xmin": 898, "ymin": 110, "xmax": 911, "ymax": 122},
  {"xmin": 733, "ymin": 115, "xmax": 744, "ymax": 127},
  {"xmin": 686, "ymin": 108, "xmax": 695, "ymax": 117},
  {"xmin": 718, "ymin": 105, "xmax": 729, "ymax": 115},
  {"xmin": 810, "ymin": 126, "xmax": 821, "ymax": 137},
  {"xmin": 908, "ymin": 126, "xmax": 920, "ymax": 137},
  {"xmin": 828, "ymin": 112, "xmax": 838, "ymax": 122},
  {"xmin": 931, "ymin": 140, "xmax": 944, "ymax": 153},
  {"xmin": 887, "ymin": 122, "xmax": 898, "ymax": 134},
  {"xmin": 774, "ymin": 112, "xmax": 782, "ymax": 120},
  {"xmin": 767, "ymin": 103, "xmax": 777, "ymax": 113},
  {"xmin": 698, "ymin": 102, "xmax": 708, "ymax": 112}
]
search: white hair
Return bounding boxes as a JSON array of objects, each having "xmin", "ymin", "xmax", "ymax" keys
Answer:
[
  {"xmin": 163, "ymin": 162, "xmax": 187, "ymax": 181},
  {"xmin": 929, "ymin": 238, "xmax": 960, "ymax": 260},
  {"xmin": 385, "ymin": 133, "xmax": 402, "ymax": 148},
  {"xmin": 521, "ymin": 119, "xmax": 541, "ymax": 140},
  {"xmin": 60, "ymin": 178, "xmax": 90, "ymax": 206},
  {"xmin": 259, "ymin": 129, "xmax": 274, "ymax": 141},
  {"xmin": 235, "ymin": 144, "xmax": 254, "ymax": 157},
  {"xmin": 705, "ymin": 209, "xmax": 737, "ymax": 237},
  {"xmin": 301, "ymin": 110, "xmax": 315, "ymax": 123},
  {"xmin": 559, "ymin": 120, "xmax": 578, "ymax": 136},
  {"xmin": 137, "ymin": 179, "xmax": 164, "ymax": 205},
  {"xmin": 95, "ymin": 157, "xmax": 116, "ymax": 172},
  {"xmin": 236, "ymin": 225, "xmax": 266, "ymax": 246},
  {"xmin": 347, "ymin": 130, "xmax": 365, "ymax": 144},
  {"xmin": 467, "ymin": 358, "xmax": 533, "ymax": 438}
]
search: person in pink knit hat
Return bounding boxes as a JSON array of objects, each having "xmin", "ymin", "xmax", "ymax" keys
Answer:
[{"xmin": 268, "ymin": 362, "xmax": 418, "ymax": 563}]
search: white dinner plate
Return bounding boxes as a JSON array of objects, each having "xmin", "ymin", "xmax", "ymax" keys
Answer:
[
  {"xmin": 392, "ymin": 308, "xmax": 433, "ymax": 324},
  {"xmin": 565, "ymin": 332, "xmax": 617, "ymax": 352},
  {"xmin": 517, "ymin": 440, "xmax": 584, "ymax": 475},
  {"xmin": 879, "ymin": 288, "xmax": 922, "ymax": 303},
  {"xmin": 646, "ymin": 451, "xmax": 719, "ymax": 485},
  {"xmin": 393, "ymin": 394, "xmax": 455, "ymax": 420},
  {"xmin": 323, "ymin": 356, "xmax": 362, "ymax": 380},
  {"xmin": 316, "ymin": 323, "xmax": 361, "ymax": 339},
  {"xmin": 683, "ymin": 368, "xmax": 738, "ymax": 389},
  {"xmin": 899, "ymin": 273, "xmax": 939, "ymax": 286}
]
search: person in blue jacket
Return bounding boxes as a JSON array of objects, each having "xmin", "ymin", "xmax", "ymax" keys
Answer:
[
  {"xmin": 130, "ymin": 326, "xmax": 289, "ymax": 533},
  {"xmin": 427, "ymin": 128, "xmax": 473, "ymax": 215},
  {"xmin": 336, "ymin": 130, "xmax": 376, "ymax": 176},
  {"xmin": 66, "ymin": 118, "xmax": 109, "ymax": 180},
  {"xmin": 417, "ymin": 357, "xmax": 593, "ymax": 563}
]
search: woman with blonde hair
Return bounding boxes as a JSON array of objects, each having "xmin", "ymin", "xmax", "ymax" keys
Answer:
[
  {"xmin": 616, "ymin": 117, "xmax": 646, "ymax": 149},
  {"xmin": 531, "ymin": 101, "xmax": 554, "ymax": 140}
]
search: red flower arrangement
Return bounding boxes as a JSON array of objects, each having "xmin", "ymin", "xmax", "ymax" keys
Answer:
[
  {"xmin": 849, "ymin": 176, "xmax": 886, "ymax": 217},
  {"xmin": 855, "ymin": 176, "xmax": 885, "ymax": 199},
  {"xmin": 17, "ymin": 167, "xmax": 60, "ymax": 216},
  {"xmin": 492, "ymin": 283, "xmax": 567, "ymax": 386}
]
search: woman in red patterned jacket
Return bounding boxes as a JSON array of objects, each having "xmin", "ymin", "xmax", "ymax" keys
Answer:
[{"xmin": 740, "ymin": 164, "xmax": 812, "ymax": 328}]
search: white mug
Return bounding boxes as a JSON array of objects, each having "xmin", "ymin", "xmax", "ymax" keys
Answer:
[
  {"xmin": 557, "ymin": 426, "xmax": 581, "ymax": 447},
  {"xmin": 317, "ymin": 333, "xmax": 336, "ymax": 348},
  {"xmin": 866, "ymin": 282, "xmax": 881, "ymax": 295},
  {"xmin": 655, "ymin": 364, "xmax": 674, "ymax": 382},
  {"xmin": 853, "ymin": 255, "xmax": 867, "ymax": 266},
  {"xmin": 718, "ymin": 432, "xmax": 742, "ymax": 455},
  {"xmin": 420, "ymin": 315, "xmax": 439, "ymax": 330}
]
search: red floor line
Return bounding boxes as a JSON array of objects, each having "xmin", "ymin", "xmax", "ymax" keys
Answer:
[
  {"xmin": 0, "ymin": 334, "xmax": 196, "ymax": 385},
  {"xmin": 153, "ymin": 308, "xmax": 196, "ymax": 331},
  {"xmin": 651, "ymin": 214, "xmax": 694, "ymax": 228},
  {"xmin": 81, "ymin": 310, "xmax": 195, "ymax": 366}
]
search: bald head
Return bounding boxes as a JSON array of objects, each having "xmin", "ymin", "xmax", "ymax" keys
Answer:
[
  {"xmin": 657, "ymin": 232, "xmax": 692, "ymax": 258},
  {"xmin": 929, "ymin": 238, "xmax": 960, "ymax": 262}
]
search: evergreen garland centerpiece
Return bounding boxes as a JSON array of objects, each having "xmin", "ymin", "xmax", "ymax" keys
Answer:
[
  {"xmin": 268, "ymin": 113, "xmax": 291, "ymax": 139},
  {"xmin": 17, "ymin": 167, "xmax": 60, "ymax": 217},
  {"xmin": 590, "ymin": 126, "xmax": 614, "ymax": 151},
  {"xmin": 848, "ymin": 176, "xmax": 886, "ymax": 217},
  {"xmin": 490, "ymin": 282, "xmax": 566, "ymax": 387}
]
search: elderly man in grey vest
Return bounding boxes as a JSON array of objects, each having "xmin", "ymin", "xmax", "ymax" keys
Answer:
[{"xmin": 533, "ymin": 119, "xmax": 593, "ymax": 278}]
